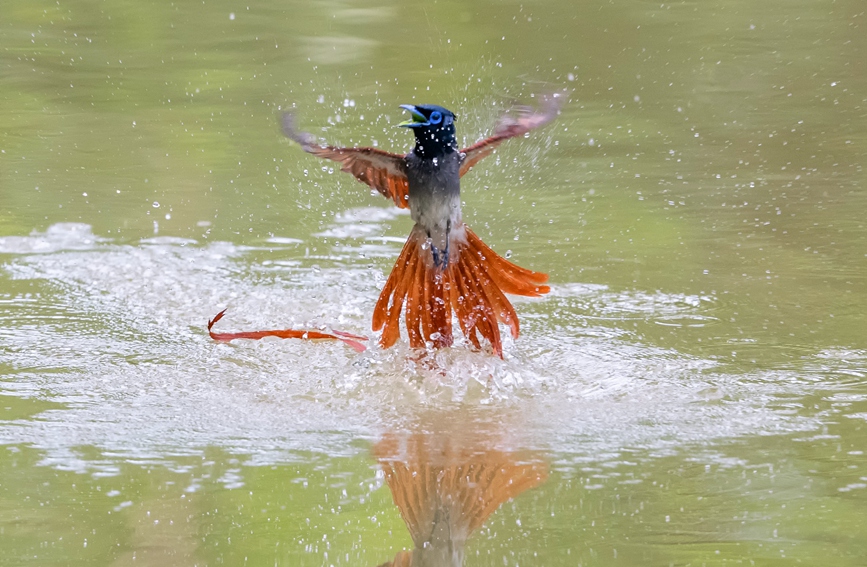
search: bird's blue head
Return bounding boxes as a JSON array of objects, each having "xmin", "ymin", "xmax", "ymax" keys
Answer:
[{"xmin": 399, "ymin": 104, "xmax": 457, "ymax": 158}]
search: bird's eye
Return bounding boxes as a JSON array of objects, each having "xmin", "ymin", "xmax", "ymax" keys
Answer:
[{"xmin": 429, "ymin": 111, "xmax": 442, "ymax": 124}]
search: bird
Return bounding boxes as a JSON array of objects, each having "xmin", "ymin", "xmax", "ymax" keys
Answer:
[{"xmin": 283, "ymin": 96, "xmax": 560, "ymax": 358}]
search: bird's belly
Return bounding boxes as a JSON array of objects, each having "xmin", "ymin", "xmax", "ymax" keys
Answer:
[{"xmin": 409, "ymin": 189, "xmax": 461, "ymax": 232}]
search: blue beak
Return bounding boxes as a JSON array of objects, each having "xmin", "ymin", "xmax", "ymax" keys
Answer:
[{"xmin": 398, "ymin": 104, "xmax": 429, "ymax": 128}]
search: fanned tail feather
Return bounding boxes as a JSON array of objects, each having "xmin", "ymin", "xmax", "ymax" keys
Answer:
[
  {"xmin": 467, "ymin": 229, "xmax": 550, "ymax": 295},
  {"xmin": 373, "ymin": 224, "xmax": 549, "ymax": 357},
  {"xmin": 374, "ymin": 229, "xmax": 454, "ymax": 351}
]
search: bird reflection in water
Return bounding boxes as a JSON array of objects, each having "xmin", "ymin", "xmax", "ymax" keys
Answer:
[{"xmin": 373, "ymin": 428, "xmax": 548, "ymax": 567}]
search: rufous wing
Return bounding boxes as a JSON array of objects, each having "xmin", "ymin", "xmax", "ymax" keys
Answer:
[
  {"xmin": 459, "ymin": 94, "xmax": 562, "ymax": 177},
  {"xmin": 282, "ymin": 113, "xmax": 410, "ymax": 209}
]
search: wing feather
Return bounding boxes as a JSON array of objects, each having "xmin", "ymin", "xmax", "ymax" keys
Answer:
[
  {"xmin": 282, "ymin": 113, "xmax": 410, "ymax": 209},
  {"xmin": 459, "ymin": 94, "xmax": 562, "ymax": 178}
]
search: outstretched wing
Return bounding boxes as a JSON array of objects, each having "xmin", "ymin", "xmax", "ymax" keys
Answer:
[
  {"xmin": 459, "ymin": 94, "xmax": 562, "ymax": 178},
  {"xmin": 282, "ymin": 113, "xmax": 410, "ymax": 209}
]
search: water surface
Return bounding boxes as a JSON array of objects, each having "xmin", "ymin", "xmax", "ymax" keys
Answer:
[{"xmin": 1, "ymin": 0, "xmax": 866, "ymax": 565}]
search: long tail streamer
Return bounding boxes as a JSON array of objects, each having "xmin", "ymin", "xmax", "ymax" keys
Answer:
[{"xmin": 207, "ymin": 309, "xmax": 367, "ymax": 352}]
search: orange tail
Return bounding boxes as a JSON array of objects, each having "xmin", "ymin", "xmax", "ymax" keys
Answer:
[
  {"xmin": 372, "ymin": 223, "xmax": 549, "ymax": 357},
  {"xmin": 207, "ymin": 309, "xmax": 367, "ymax": 352}
]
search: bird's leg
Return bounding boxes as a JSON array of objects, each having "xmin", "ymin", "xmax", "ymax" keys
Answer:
[
  {"xmin": 427, "ymin": 219, "xmax": 451, "ymax": 270},
  {"xmin": 442, "ymin": 219, "xmax": 451, "ymax": 268}
]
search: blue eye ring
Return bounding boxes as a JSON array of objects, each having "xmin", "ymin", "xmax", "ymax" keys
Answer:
[{"xmin": 429, "ymin": 111, "xmax": 442, "ymax": 125}]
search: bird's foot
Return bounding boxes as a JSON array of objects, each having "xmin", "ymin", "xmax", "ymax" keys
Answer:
[{"xmin": 430, "ymin": 243, "xmax": 450, "ymax": 270}]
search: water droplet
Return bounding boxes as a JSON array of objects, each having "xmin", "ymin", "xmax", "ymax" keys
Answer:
[
  {"xmin": 152, "ymin": 201, "xmax": 160, "ymax": 208},
  {"xmin": 505, "ymin": 250, "xmax": 513, "ymax": 259}
]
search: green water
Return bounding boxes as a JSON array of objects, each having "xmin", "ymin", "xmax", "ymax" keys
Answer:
[{"xmin": 1, "ymin": 0, "xmax": 866, "ymax": 565}]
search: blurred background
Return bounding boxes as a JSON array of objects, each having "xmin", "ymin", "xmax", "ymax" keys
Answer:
[{"xmin": 1, "ymin": 0, "xmax": 866, "ymax": 565}]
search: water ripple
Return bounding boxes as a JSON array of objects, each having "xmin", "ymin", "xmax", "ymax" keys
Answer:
[{"xmin": 0, "ymin": 223, "xmax": 852, "ymax": 473}]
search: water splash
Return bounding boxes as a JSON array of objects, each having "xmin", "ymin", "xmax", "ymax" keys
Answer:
[{"xmin": 0, "ymin": 222, "xmax": 833, "ymax": 474}]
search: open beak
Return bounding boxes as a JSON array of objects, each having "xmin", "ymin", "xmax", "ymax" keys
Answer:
[{"xmin": 398, "ymin": 104, "xmax": 429, "ymax": 128}]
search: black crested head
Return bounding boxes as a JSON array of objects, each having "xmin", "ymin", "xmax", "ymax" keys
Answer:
[{"xmin": 399, "ymin": 104, "xmax": 457, "ymax": 159}]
